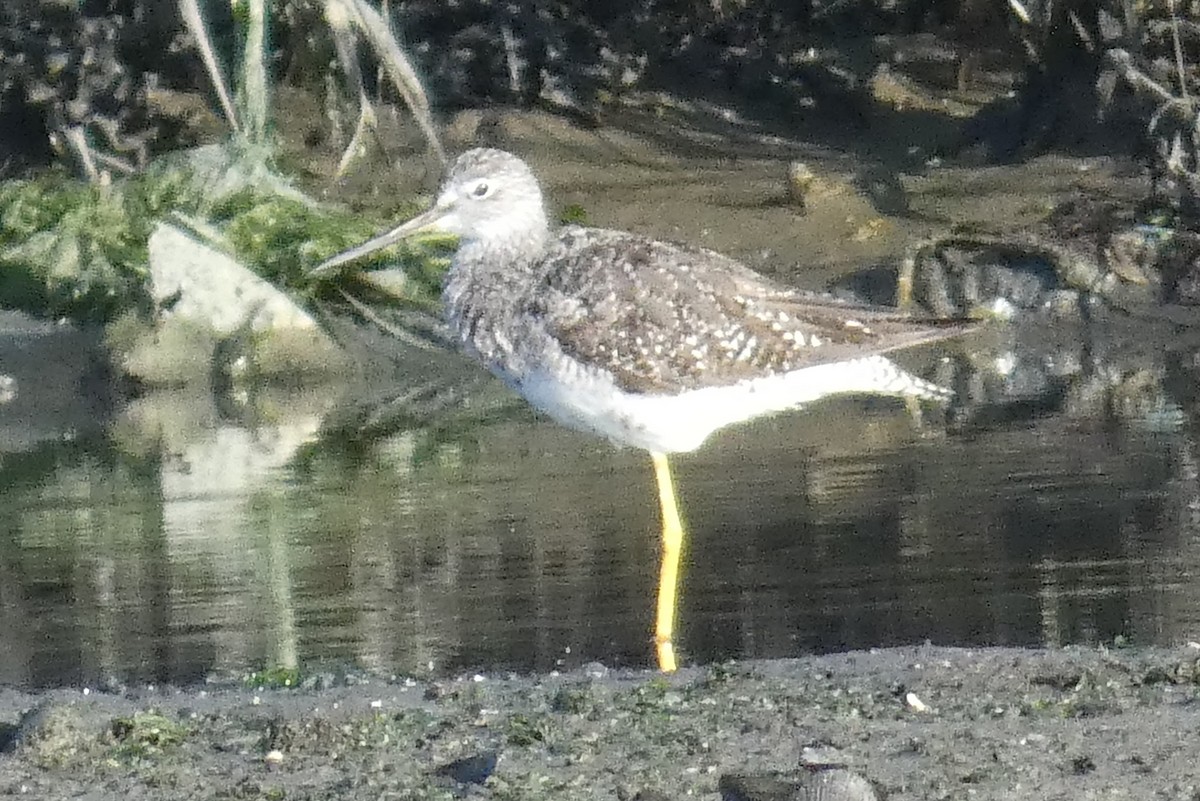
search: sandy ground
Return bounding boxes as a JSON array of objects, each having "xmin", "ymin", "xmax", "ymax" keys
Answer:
[{"xmin": 3, "ymin": 645, "xmax": 1200, "ymax": 800}]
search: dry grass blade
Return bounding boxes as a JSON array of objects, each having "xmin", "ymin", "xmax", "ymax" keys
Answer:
[
  {"xmin": 325, "ymin": 0, "xmax": 366, "ymax": 107},
  {"xmin": 324, "ymin": 0, "xmax": 384, "ymax": 176},
  {"xmin": 335, "ymin": 100, "xmax": 382, "ymax": 177},
  {"xmin": 62, "ymin": 126, "xmax": 100, "ymax": 183},
  {"xmin": 1168, "ymin": 0, "xmax": 1190, "ymax": 102},
  {"xmin": 336, "ymin": 0, "xmax": 446, "ymax": 165},
  {"xmin": 178, "ymin": 0, "xmax": 241, "ymax": 134},
  {"xmin": 240, "ymin": 0, "xmax": 270, "ymax": 142},
  {"xmin": 335, "ymin": 287, "xmax": 445, "ymax": 351}
]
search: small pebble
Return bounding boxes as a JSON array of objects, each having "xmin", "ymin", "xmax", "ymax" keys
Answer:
[{"xmin": 905, "ymin": 692, "xmax": 930, "ymax": 712}]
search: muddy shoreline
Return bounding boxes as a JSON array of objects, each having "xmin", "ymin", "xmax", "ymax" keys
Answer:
[{"xmin": 2, "ymin": 645, "xmax": 1198, "ymax": 799}]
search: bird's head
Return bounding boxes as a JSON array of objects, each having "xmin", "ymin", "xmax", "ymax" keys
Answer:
[{"xmin": 314, "ymin": 148, "xmax": 550, "ymax": 275}]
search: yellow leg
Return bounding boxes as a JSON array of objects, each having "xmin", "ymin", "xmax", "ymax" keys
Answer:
[{"xmin": 651, "ymin": 451, "xmax": 683, "ymax": 673}]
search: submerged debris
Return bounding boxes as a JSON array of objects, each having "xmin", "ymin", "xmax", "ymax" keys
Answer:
[{"xmin": 899, "ymin": 195, "xmax": 1200, "ymax": 319}]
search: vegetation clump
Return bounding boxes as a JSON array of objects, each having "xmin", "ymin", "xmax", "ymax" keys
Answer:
[{"xmin": 108, "ymin": 712, "xmax": 189, "ymax": 758}]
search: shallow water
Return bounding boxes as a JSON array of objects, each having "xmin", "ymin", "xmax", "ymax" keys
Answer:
[
  {"xmin": 2, "ymin": 325, "xmax": 1197, "ymax": 689},
  {"xmin": 0, "ymin": 110, "xmax": 1187, "ymax": 688}
]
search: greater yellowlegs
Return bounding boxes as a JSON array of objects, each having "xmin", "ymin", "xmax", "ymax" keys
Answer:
[{"xmin": 317, "ymin": 148, "xmax": 972, "ymax": 672}]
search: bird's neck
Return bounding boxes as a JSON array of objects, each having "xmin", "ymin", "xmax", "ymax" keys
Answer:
[
  {"xmin": 442, "ymin": 228, "xmax": 552, "ymax": 370},
  {"xmin": 461, "ymin": 223, "xmax": 551, "ymax": 265}
]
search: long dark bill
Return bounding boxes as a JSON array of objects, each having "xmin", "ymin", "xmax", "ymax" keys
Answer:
[{"xmin": 310, "ymin": 205, "xmax": 449, "ymax": 276}]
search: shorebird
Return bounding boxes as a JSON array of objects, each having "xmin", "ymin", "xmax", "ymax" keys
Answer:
[{"xmin": 316, "ymin": 148, "xmax": 972, "ymax": 672}]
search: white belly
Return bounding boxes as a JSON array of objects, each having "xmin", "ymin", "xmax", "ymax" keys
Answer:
[{"xmin": 506, "ymin": 353, "xmax": 949, "ymax": 454}]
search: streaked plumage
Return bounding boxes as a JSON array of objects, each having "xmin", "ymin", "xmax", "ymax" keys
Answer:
[
  {"xmin": 317, "ymin": 147, "xmax": 973, "ymax": 672},
  {"xmin": 319, "ymin": 148, "xmax": 967, "ymax": 452}
]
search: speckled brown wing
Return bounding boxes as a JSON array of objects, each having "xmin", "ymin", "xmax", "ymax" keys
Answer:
[{"xmin": 528, "ymin": 227, "xmax": 971, "ymax": 395}]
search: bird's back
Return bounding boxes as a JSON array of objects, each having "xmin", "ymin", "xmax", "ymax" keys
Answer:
[{"xmin": 522, "ymin": 225, "xmax": 970, "ymax": 396}]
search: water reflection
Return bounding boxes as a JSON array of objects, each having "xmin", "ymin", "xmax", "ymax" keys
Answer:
[{"xmin": 2, "ymin": 323, "xmax": 1200, "ymax": 688}]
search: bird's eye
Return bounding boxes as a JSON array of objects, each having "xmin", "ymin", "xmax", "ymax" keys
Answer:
[{"xmin": 470, "ymin": 181, "xmax": 490, "ymax": 198}]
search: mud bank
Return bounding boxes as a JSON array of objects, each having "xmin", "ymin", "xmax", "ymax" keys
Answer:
[{"xmin": 2, "ymin": 645, "xmax": 1198, "ymax": 800}]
